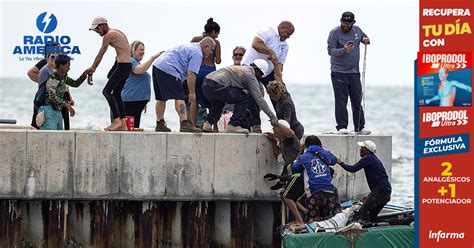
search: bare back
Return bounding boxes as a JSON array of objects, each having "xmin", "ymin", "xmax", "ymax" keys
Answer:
[{"xmin": 105, "ymin": 29, "xmax": 131, "ymax": 63}]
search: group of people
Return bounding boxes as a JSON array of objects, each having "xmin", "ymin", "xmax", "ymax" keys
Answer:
[
  {"xmin": 265, "ymin": 122, "xmax": 391, "ymax": 226},
  {"xmin": 28, "ymin": 11, "xmax": 372, "ymax": 135},
  {"xmin": 25, "ymin": 11, "xmax": 394, "ymax": 227}
]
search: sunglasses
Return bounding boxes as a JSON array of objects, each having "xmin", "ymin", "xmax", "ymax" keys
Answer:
[{"xmin": 233, "ymin": 53, "xmax": 244, "ymax": 57}]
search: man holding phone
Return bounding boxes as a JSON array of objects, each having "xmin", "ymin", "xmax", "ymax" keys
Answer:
[{"xmin": 327, "ymin": 11, "xmax": 371, "ymax": 135}]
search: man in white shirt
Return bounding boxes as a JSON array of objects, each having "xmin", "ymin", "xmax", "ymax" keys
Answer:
[{"xmin": 242, "ymin": 21, "xmax": 295, "ymax": 133}]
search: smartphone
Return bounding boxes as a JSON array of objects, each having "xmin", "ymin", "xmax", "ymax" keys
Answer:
[{"xmin": 347, "ymin": 41, "xmax": 354, "ymax": 46}]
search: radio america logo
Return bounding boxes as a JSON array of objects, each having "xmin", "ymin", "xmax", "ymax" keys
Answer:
[
  {"xmin": 422, "ymin": 110, "xmax": 469, "ymax": 127},
  {"xmin": 36, "ymin": 12, "xmax": 58, "ymax": 34},
  {"xmin": 13, "ymin": 12, "xmax": 81, "ymax": 59}
]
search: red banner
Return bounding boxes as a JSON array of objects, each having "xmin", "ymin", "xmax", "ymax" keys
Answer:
[{"xmin": 417, "ymin": 0, "xmax": 473, "ymax": 247}]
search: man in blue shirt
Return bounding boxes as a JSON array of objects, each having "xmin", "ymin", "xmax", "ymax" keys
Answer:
[
  {"xmin": 336, "ymin": 140, "xmax": 392, "ymax": 225},
  {"xmin": 152, "ymin": 37, "xmax": 216, "ymax": 132},
  {"xmin": 327, "ymin": 11, "xmax": 371, "ymax": 135}
]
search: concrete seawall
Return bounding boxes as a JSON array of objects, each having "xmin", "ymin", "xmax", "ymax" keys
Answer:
[
  {"xmin": 0, "ymin": 130, "xmax": 391, "ymax": 247},
  {"xmin": 0, "ymin": 130, "xmax": 391, "ymax": 201}
]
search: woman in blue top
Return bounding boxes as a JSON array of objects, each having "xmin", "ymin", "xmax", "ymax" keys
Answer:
[{"xmin": 122, "ymin": 41, "xmax": 163, "ymax": 128}]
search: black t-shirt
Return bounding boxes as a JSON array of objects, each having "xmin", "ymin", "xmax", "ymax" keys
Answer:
[
  {"xmin": 35, "ymin": 59, "xmax": 47, "ymax": 70},
  {"xmin": 275, "ymin": 93, "xmax": 301, "ymax": 130},
  {"xmin": 279, "ymin": 137, "xmax": 301, "ymax": 176}
]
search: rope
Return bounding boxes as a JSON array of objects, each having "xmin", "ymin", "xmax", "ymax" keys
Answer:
[
  {"xmin": 357, "ymin": 44, "xmax": 367, "ymax": 132},
  {"xmin": 361, "ymin": 44, "xmax": 367, "ymax": 113},
  {"xmin": 352, "ymin": 44, "xmax": 368, "ymax": 198}
]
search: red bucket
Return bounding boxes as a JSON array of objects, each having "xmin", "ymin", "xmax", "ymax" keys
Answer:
[{"xmin": 125, "ymin": 116, "xmax": 135, "ymax": 131}]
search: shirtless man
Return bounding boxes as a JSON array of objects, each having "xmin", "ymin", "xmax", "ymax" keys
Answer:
[
  {"xmin": 425, "ymin": 67, "xmax": 472, "ymax": 106},
  {"xmin": 88, "ymin": 17, "xmax": 132, "ymax": 131}
]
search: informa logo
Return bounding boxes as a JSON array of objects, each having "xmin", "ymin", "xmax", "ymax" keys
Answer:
[
  {"xmin": 12, "ymin": 12, "xmax": 81, "ymax": 61},
  {"xmin": 36, "ymin": 12, "xmax": 58, "ymax": 34}
]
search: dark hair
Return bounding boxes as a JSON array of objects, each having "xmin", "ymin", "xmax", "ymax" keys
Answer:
[
  {"xmin": 54, "ymin": 54, "xmax": 71, "ymax": 69},
  {"xmin": 204, "ymin": 18, "xmax": 220, "ymax": 35},
  {"xmin": 304, "ymin": 135, "xmax": 322, "ymax": 148},
  {"xmin": 44, "ymin": 42, "xmax": 60, "ymax": 58},
  {"xmin": 232, "ymin": 46, "xmax": 246, "ymax": 55}
]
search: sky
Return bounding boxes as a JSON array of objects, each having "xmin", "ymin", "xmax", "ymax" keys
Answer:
[{"xmin": 0, "ymin": 0, "xmax": 418, "ymax": 86}]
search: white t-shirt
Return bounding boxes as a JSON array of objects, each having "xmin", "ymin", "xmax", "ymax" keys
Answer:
[{"xmin": 242, "ymin": 27, "xmax": 289, "ymax": 73}]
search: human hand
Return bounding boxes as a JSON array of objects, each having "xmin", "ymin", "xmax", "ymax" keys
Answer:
[
  {"xmin": 152, "ymin": 51, "xmax": 165, "ymax": 60},
  {"xmin": 69, "ymin": 99, "xmax": 75, "ymax": 106},
  {"xmin": 264, "ymin": 173, "xmax": 280, "ymax": 181},
  {"xmin": 87, "ymin": 73, "xmax": 94, "ymax": 85},
  {"xmin": 336, "ymin": 158, "xmax": 342, "ymax": 164},
  {"xmin": 343, "ymin": 43, "xmax": 354, "ymax": 54},
  {"xmin": 66, "ymin": 104, "xmax": 75, "ymax": 117},
  {"xmin": 270, "ymin": 116, "xmax": 278, "ymax": 127},
  {"xmin": 362, "ymin": 37, "xmax": 370, "ymax": 45},
  {"xmin": 83, "ymin": 68, "xmax": 94, "ymax": 76}
]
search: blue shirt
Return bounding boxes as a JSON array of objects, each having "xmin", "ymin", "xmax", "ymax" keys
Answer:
[
  {"xmin": 121, "ymin": 58, "xmax": 151, "ymax": 101},
  {"xmin": 291, "ymin": 145, "xmax": 337, "ymax": 196},
  {"xmin": 38, "ymin": 64, "xmax": 54, "ymax": 85},
  {"xmin": 339, "ymin": 154, "xmax": 392, "ymax": 192},
  {"xmin": 327, "ymin": 25, "xmax": 367, "ymax": 73},
  {"xmin": 153, "ymin": 43, "xmax": 203, "ymax": 81}
]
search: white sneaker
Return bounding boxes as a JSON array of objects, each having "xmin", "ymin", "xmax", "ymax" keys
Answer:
[
  {"xmin": 338, "ymin": 128, "xmax": 349, "ymax": 134},
  {"xmin": 202, "ymin": 121, "xmax": 212, "ymax": 132},
  {"xmin": 357, "ymin": 128, "xmax": 371, "ymax": 135}
]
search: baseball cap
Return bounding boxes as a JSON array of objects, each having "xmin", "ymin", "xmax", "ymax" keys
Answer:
[
  {"xmin": 357, "ymin": 140, "xmax": 376, "ymax": 153},
  {"xmin": 340, "ymin": 11, "xmax": 356, "ymax": 23},
  {"xmin": 89, "ymin": 16, "xmax": 107, "ymax": 30}
]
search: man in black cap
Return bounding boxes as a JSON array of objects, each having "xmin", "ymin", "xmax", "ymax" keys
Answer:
[{"xmin": 327, "ymin": 11, "xmax": 371, "ymax": 135}]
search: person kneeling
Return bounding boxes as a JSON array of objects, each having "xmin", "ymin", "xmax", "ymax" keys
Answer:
[{"xmin": 291, "ymin": 135, "xmax": 340, "ymax": 222}]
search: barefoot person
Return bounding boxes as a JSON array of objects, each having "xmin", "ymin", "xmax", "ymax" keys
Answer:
[{"xmin": 88, "ymin": 16, "xmax": 132, "ymax": 131}]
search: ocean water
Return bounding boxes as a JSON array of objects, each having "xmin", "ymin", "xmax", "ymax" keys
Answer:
[{"xmin": 0, "ymin": 78, "xmax": 414, "ymax": 207}]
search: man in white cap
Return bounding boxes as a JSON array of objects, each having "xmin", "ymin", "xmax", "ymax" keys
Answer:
[
  {"xmin": 336, "ymin": 140, "xmax": 392, "ymax": 225},
  {"xmin": 88, "ymin": 16, "xmax": 132, "ymax": 131}
]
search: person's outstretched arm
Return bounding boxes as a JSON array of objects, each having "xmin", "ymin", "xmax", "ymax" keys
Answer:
[{"xmin": 133, "ymin": 51, "xmax": 163, "ymax": 74}]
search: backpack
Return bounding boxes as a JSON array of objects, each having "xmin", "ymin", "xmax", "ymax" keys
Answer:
[{"xmin": 33, "ymin": 78, "xmax": 47, "ymax": 109}]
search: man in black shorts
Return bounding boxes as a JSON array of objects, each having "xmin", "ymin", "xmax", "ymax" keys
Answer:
[
  {"xmin": 264, "ymin": 120, "xmax": 304, "ymax": 223},
  {"xmin": 88, "ymin": 17, "xmax": 132, "ymax": 131}
]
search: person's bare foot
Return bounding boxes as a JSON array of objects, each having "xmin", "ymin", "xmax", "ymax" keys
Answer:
[{"xmin": 105, "ymin": 119, "xmax": 124, "ymax": 131}]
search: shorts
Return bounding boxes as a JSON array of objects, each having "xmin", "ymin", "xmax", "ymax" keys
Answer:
[
  {"xmin": 305, "ymin": 191, "xmax": 337, "ymax": 222},
  {"xmin": 280, "ymin": 173, "xmax": 304, "ymax": 201},
  {"xmin": 153, "ymin": 66, "xmax": 185, "ymax": 101},
  {"xmin": 38, "ymin": 105, "xmax": 63, "ymax": 130}
]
